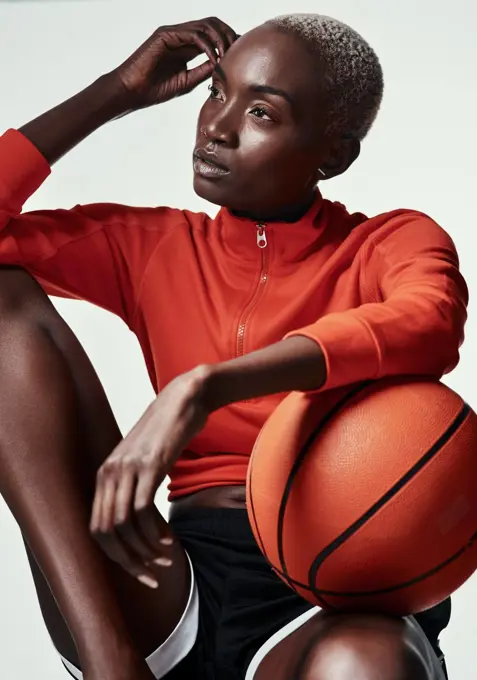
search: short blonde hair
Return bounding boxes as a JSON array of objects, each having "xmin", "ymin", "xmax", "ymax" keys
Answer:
[{"xmin": 266, "ymin": 14, "xmax": 384, "ymax": 140}]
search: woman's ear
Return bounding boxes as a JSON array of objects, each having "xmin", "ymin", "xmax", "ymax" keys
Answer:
[{"xmin": 319, "ymin": 134, "xmax": 361, "ymax": 180}]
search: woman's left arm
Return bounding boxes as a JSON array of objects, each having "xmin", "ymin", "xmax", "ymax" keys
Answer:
[
  {"xmin": 206, "ymin": 215, "xmax": 468, "ymax": 406},
  {"xmin": 90, "ymin": 215, "xmax": 468, "ymax": 581}
]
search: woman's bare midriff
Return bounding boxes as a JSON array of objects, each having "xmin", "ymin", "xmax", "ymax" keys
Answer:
[{"xmin": 169, "ymin": 484, "xmax": 246, "ymax": 519}]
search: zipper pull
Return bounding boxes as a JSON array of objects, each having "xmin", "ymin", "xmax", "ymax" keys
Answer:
[{"xmin": 256, "ymin": 223, "xmax": 267, "ymax": 249}]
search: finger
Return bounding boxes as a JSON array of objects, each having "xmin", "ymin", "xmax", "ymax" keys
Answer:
[
  {"xmin": 134, "ymin": 471, "xmax": 175, "ymax": 552},
  {"xmin": 171, "ymin": 29, "xmax": 219, "ymax": 66},
  {"xmin": 90, "ymin": 472, "xmax": 161, "ymax": 586},
  {"xmin": 114, "ymin": 472, "xmax": 172, "ymax": 567},
  {"xmin": 183, "ymin": 59, "xmax": 216, "ymax": 92},
  {"xmin": 95, "ymin": 529, "xmax": 160, "ymax": 588},
  {"xmin": 90, "ymin": 473, "xmax": 123, "ymax": 557},
  {"xmin": 206, "ymin": 17, "xmax": 239, "ymax": 53},
  {"xmin": 90, "ymin": 465, "xmax": 113, "ymax": 535},
  {"xmin": 97, "ymin": 472, "xmax": 118, "ymax": 534},
  {"xmin": 200, "ymin": 18, "xmax": 228, "ymax": 58},
  {"xmin": 112, "ymin": 467, "xmax": 136, "ymax": 527}
]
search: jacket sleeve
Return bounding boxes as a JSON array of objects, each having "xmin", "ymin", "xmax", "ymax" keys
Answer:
[
  {"xmin": 285, "ymin": 215, "xmax": 469, "ymax": 392},
  {"xmin": 0, "ymin": 129, "xmax": 163, "ymax": 325}
]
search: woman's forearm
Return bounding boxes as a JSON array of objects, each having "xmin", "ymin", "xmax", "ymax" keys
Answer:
[
  {"xmin": 19, "ymin": 73, "xmax": 130, "ymax": 165},
  {"xmin": 202, "ymin": 335, "xmax": 327, "ymax": 411}
]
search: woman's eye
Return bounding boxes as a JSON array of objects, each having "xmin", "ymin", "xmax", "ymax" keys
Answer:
[
  {"xmin": 251, "ymin": 106, "xmax": 273, "ymax": 121},
  {"xmin": 206, "ymin": 87, "xmax": 273, "ymax": 121}
]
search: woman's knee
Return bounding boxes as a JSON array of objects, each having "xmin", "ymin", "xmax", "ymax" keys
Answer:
[
  {"xmin": 0, "ymin": 266, "xmax": 72, "ymax": 360},
  {"xmin": 294, "ymin": 615, "xmax": 432, "ymax": 680},
  {"xmin": 253, "ymin": 613, "xmax": 435, "ymax": 680},
  {"xmin": 0, "ymin": 266, "xmax": 52, "ymax": 319},
  {"xmin": 0, "ymin": 267, "xmax": 70, "ymax": 380}
]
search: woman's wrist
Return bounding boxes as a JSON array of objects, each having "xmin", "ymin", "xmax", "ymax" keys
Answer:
[{"xmin": 19, "ymin": 73, "xmax": 132, "ymax": 165}]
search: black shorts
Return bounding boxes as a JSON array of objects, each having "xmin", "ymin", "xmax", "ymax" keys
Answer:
[{"xmin": 165, "ymin": 507, "xmax": 451, "ymax": 680}]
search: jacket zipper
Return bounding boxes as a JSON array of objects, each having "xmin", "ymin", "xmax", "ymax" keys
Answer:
[{"xmin": 236, "ymin": 223, "xmax": 269, "ymax": 357}]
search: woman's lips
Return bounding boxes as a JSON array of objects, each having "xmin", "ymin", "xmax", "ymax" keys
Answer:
[{"xmin": 193, "ymin": 152, "xmax": 230, "ymax": 178}]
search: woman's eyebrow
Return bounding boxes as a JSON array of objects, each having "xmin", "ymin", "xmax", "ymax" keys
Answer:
[{"xmin": 213, "ymin": 64, "xmax": 295, "ymax": 107}]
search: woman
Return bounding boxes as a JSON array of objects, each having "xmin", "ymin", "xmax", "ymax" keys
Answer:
[{"xmin": 0, "ymin": 13, "xmax": 467, "ymax": 680}]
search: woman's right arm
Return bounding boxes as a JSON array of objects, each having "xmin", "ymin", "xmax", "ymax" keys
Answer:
[
  {"xmin": 0, "ymin": 19, "xmax": 237, "ymax": 319},
  {"xmin": 19, "ymin": 73, "xmax": 131, "ymax": 165}
]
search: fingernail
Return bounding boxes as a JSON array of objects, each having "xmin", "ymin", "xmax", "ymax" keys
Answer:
[
  {"xmin": 160, "ymin": 537, "xmax": 174, "ymax": 546},
  {"xmin": 153, "ymin": 557, "xmax": 173, "ymax": 567},
  {"xmin": 138, "ymin": 575, "xmax": 159, "ymax": 589}
]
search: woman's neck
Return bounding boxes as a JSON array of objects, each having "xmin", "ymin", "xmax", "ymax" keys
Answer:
[{"xmin": 229, "ymin": 190, "xmax": 317, "ymax": 224}]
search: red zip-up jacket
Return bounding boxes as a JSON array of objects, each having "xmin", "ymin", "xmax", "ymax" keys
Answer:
[{"xmin": 0, "ymin": 129, "xmax": 469, "ymax": 499}]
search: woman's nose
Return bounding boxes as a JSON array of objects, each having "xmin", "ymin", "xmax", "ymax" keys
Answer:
[{"xmin": 201, "ymin": 111, "xmax": 238, "ymax": 147}]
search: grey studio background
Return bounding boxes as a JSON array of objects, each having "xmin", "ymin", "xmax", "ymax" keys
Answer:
[{"xmin": 0, "ymin": 0, "xmax": 476, "ymax": 678}]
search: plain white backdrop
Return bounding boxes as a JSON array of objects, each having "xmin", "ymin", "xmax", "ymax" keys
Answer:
[{"xmin": 0, "ymin": 0, "xmax": 476, "ymax": 678}]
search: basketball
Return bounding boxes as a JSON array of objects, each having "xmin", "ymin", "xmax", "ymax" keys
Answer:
[{"xmin": 246, "ymin": 377, "xmax": 477, "ymax": 615}]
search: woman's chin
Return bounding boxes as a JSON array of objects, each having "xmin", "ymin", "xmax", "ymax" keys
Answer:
[{"xmin": 193, "ymin": 174, "xmax": 231, "ymax": 207}]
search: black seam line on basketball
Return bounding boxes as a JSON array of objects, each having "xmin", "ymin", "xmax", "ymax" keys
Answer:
[
  {"xmin": 276, "ymin": 381, "xmax": 373, "ymax": 602},
  {"xmin": 312, "ymin": 529, "xmax": 477, "ymax": 597},
  {"xmin": 308, "ymin": 402, "xmax": 471, "ymax": 608},
  {"xmin": 271, "ymin": 527, "xmax": 477, "ymax": 597},
  {"xmin": 270, "ymin": 569, "xmax": 312, "ymax": 590},
  {"xmin": 276, "ymin": 381, "xmax": 373, "ymax": 604}
]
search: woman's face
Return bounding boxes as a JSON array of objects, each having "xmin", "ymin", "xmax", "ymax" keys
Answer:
[{"xmin": 193, "ymin": 25, "xmax": 333, "ymax": 218}]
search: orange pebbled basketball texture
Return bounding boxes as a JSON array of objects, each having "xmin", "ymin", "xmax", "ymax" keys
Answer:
[{"xmin": 246, "ymin": 377, "xmax": 477, "ymax": 615}]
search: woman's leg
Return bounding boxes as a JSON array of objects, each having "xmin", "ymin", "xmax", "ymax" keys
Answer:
[
  {"xmin": 252, "ymin": 612, "xmax": 444, "ymax": 680},
  {"xmin": 0, "ymin": 267, "xmax": 190, "ymax": 676}
]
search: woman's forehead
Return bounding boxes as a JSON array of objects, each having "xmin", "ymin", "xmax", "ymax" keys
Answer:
[{"xmin": 219, "ymin": 26, "xmax": 324, "ymax": 103}]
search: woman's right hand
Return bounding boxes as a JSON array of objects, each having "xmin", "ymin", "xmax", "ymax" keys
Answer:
[
  {"xmin": 113, "ymin": 17, "xmax": 238, "ymax": 110},
  {"xmin": 19, "ymin": 18, "xmax": 238, "ymax": 168}
]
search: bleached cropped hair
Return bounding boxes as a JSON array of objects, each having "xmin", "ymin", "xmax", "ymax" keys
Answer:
[{"xmin": 266, "ymin": 14, "xmax": 384, "ymax": 140}]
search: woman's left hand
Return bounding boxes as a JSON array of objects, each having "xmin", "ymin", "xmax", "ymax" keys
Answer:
[{"xmin": 89, "ymin": 365, "xmax": 211, "ymax": 583}]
